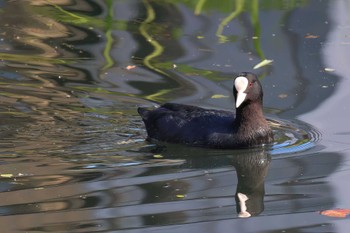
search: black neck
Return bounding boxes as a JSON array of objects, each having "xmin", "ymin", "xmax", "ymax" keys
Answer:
[{"xmin": 235, "ymin": 101, "xmax": 265, "ymax": 124}]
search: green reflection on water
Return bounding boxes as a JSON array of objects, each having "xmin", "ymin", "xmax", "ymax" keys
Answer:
[
  {"xmin": 139, "ymin": 0, "xmax": 168, "ymax": 77},
  {"xmin": 216, "ymin": 0, "xmax": 245, "ymax": 43},
  {"xmin": 35, "ymin": 2, "xmax": 127, "ymax": 30},
  {"xmin": 103, "ymin": 0, "xmax": 116, "ymax": 70},
  {"xmin": 0, "ymin": 0, "xmax": 309, "ymax": 103},
  {"xmin": 0, "ymin": 53, "xmax": 73, "ymax": 65}
]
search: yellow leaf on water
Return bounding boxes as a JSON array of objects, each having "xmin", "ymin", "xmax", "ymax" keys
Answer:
[
  {"xmin": 211, "ymin": 94, "xmax": 229, "ymax": 99},
  {"xmin": 253, "ymin": 59, "xmax": 273, "ymax": 69},
  {"xmin": 153, "ymin": 154, "xmax": 163, "ymax": 158},
  {"xmin": 0, "ymin": 174, "xmax": 14, "ymax": 178},
  {"xmin": 176, "ymin": 194, "xmax": 186, "ymax": 198}
]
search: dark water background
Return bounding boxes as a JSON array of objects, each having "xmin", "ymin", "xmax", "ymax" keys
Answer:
[{"xmin": 1, "ymin": 0, "xmax": 350, "ymax": 232}]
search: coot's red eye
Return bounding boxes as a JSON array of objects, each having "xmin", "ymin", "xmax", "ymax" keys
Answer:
[{"xmin": 249, "ymin": 82, "xmax": 253, "ymax": 87}]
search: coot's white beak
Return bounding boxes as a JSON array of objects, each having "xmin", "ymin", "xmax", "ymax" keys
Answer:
[{"xmin": 235, "ymin": 76, "xmax": 249, "ymax": 108}]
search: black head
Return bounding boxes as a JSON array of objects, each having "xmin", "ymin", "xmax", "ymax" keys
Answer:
[{"xmin": 233, "ymin": 72, "xmax": 263, "ymax": 109}]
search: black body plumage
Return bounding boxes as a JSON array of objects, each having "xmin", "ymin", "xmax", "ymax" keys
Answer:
[{"xmin": 138, "ymin": 72, "xmax": 273, "ymax": 149}]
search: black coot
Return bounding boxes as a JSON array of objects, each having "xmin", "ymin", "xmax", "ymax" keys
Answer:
[{"xmin": 138, "ymin": 72, "xmax": 273, "ymax": 149}]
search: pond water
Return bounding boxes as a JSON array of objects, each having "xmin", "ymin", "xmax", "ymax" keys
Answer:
[{"xmin": 1, "ymin": 0, "xmax": 350, "ymax": 232}]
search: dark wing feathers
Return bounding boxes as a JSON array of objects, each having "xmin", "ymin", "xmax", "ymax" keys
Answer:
[{"xmin": 138, "ymin": 103, "xmax": 236, "ymax": 146}]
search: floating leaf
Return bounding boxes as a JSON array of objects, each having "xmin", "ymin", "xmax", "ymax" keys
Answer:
[
  {"xmin": 253, "ymin": 59, "xmax": 273, "ymax": 69},
  {"xmin": 305, "ymin": 33, "xmax": 320, "ymax": 39},
  {"xmin": 153, "ymin": 154, "xmax": 163, "ymax": 158},
  {"xmin": 117, "ymin": 139, "xmax": 134, "ymax": 145},
  {"xmin": 0, "ymin": 174, "xmax": 14, "ymax": 178},
  {"xmin": 176, "ymin": 194, "xmax": 186, "ymax": 198},
  {"xmin": 211, "ymin": 94, "xmax": 229, "ymax": 99},
  {"xmin": 126, "ymin": 65, "xmax": 136, "ymax": 70},
  {"xmin": 324, "ymin": 68, "xmax": 335, "ymax": 72},
  {"xmin": 278, "ymin": 93, "xmax": 288, "ymax": 99},
  {"xmin": 320, "ymin": 208, "xmax": 350, "ymax": 218}
]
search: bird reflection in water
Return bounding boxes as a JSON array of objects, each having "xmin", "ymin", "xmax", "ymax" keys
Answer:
[
  {"xmin": 231, "ymin": 149, "xmax": 271, "ymax": 217},
  {"xmin": 145, "ymin": 145, "xmax": 271, "ymax": 218}
]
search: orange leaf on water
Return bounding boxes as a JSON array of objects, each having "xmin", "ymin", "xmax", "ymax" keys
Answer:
[
  {"xmin": 320, "ymin": 208, "xmax": 350, "ymax": 218},
  {"xmin": 305, "ymin": 33, "xmax": 320, "ymax": 39},
  {"xmin": 126, "ymin": 65, "xmax": 136, "ymax": 70}
]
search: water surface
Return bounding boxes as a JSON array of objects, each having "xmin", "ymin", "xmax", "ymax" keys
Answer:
[{"xmin": 0, "ymin": 0, "xmax": 350, "ymax": 232}]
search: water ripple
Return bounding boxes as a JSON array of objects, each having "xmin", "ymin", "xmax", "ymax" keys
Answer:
[{"xmin": 269, "ymin": 118, "xmax": 321, "ymax": 157}]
